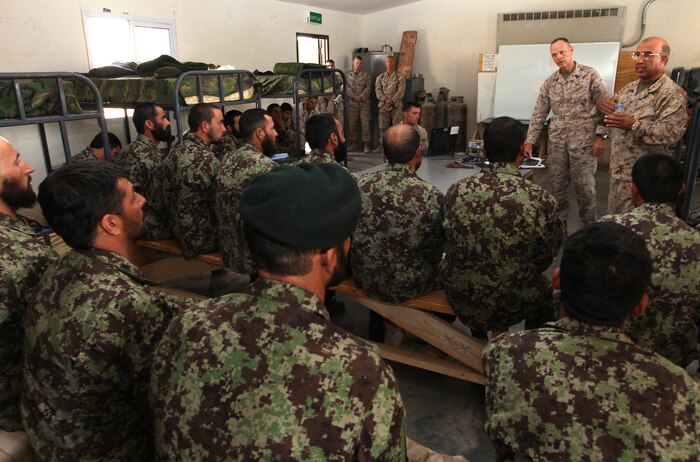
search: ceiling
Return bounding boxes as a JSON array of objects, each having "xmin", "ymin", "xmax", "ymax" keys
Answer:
[{"xmin": 275, "ymin": 0, "xmax": 422, "ymax": 15}]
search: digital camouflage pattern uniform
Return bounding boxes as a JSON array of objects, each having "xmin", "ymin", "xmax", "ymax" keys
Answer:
[
  {"xmin": 214, "ymin": 130, "xmax": 243, "ymax": 161},
  {"xmin": 346, "ymin": 68, "xmax": 372, "ymax": 146},
  {"xmin": 162, "ymin": 132, "xmax": 220, "ymax": 257},
  {"xmin": 151, "ymin": 278, "xmax": 406, "ymax": 461},
  {"xmin": 71, "ymin": 146, "xmax": 98, "ymax": 162},
  {"xmin": 440, "ymin": 163, "xmax": 564, "ymax": 333},
  {"xmin": 526, "ymin": 63, "xmax": 608, "ymax": 225},
  {"xmin": 114, "ymin": 134, "xmax": 172, "ymax": 240},
  {"xmin": 22, "ymin": 248, "xmax": 186, "ymax": 461},
  {"xmin": 293, "ymin": 148, "xmax": 348, "ymax": 172},
  {"xmin": 375, "ymin": 72, "xmax": 406, "ymax": 145},
  {"xmin": 0, "ymin": 214, "xmax": 56, "ymax": 431},
  {"xmin": 601, "ymin": 203, "xmax": 700, "ymax": 366},
  {"xmin": 608, "ymin": 74, "xmax": 688, "ymax": 214},
  {"xmin": 216, "ymin": 143, "xmax": 277, "ymax": 274},
  {"xmin": 483, "ymin": 317, "xmax": 700, "ymax": 460},
  {"xmin": 351, "ymin": 163, "xmax": 444, "ymax": 302}
]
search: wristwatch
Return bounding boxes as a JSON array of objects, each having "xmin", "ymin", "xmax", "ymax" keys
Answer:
[
  {"xmin": 631, "ymin": 121, "xmax": 641, "ymax": 132},
  {"xmin": 596, "ymin": 133, "xmax": 609, "ymax": 140}
]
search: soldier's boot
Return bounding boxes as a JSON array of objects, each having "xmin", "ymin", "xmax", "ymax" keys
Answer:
[{"xmin": 363, "ymin": 142, "xmax": 370, "ymax": 154}]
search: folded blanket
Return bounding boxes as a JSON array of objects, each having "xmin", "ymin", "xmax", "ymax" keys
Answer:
[
  {"xmin": 272, "ymin": 62, "xmax": 326, "ymax": 75},
  {"xmin": 88, "ymin": 62, "xmax": 138, "ymax": 78},
  {"xmin": 136, "ymin": 55, "xmax": 208, "ymax": 76}
]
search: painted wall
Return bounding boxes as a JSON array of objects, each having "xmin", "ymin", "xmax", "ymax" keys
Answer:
[{"xmin": 363, "ymin": 0, "xmax": 700, "ymax": 136}]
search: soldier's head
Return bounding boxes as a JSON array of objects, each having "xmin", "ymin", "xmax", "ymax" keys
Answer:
[
  {"xmin": 89, "ymin": 132, "xmax": 122, "ymax": 161},
  {"xmin": 353, "ymin": 56, "xmax": 363, "ymax": 72},
  {"xmin": 224, "ymin": 109, "xmax": 242, "ymax": 137},
  {"xmin": 241, "ymin": 163, "xmax": 360, "ymax": 287},
  {"xmin": 631, "ymin": 153, "xmax": 684, "ymax": 206},
  {"xmin": 0, "ymin": 137, "xmax": 37, "ymax": 215},
  {"xmin": 38, "ymin": 161, "xmax": 146, "ymax": 251},
  {"xmin": 326, "ymin": 59, "xmax": 336, "ymax": 69},
  {"xmin": 634, "ymin": 37, "xmax": 670, "ymax": 82},
  {"xmin": 553, "ymin": 222, "xmax": 651, "ymax": 328},
  {"xmin": 280, "ymin": 103, "xmax": 293, "ymax": 123},
  {"xmin": 384, "ymin": 124, "xmax": 421, "ymax": 169},
  {"xmin": 385, "ymin": 56, "xmax": 396, "ymax": 73},
  {"xmin": 266, "ymin": 103, "xmax": 284, "ymax": 128},
  {"xmin": 550, "ymin": 37, "xmax": 575, "ymax": 73},
  {"xmin": 133, "ymin": 103, "xmax": 171, "ymax": 143},
  {"xmin": 306, "ymin": 114, "xmax": 347, "ymax": 162},
  {"xmin": 304, "ymin": 97, "xmax": 319, "ymax": 113},
  {"xmin": 188, "ymin": 103, "xmax": 225, "ymax": 144},
  {"xmin": 483, "ymin": 116, "xmax": 525, "ymax": 163},
  {"xmin": 402, "ymin": 102, "xmax": 421, "ymax": 126},
  {"xmin": 239, "ymin": 108, "xmax": 277, "ymax": 156}
]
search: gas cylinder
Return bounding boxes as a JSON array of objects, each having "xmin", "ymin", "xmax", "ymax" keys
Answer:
[{"xmin": 448, "ymin": 96, "xmax": 468, "ymax": 151}]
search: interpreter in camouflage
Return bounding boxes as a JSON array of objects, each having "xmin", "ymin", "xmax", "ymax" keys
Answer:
[
  {"xmin": 0, "ymin": 138, "xmax": 56, "ymax": 456},
  {"xmin": 162, "ymin": 103, "xmax": 224, "ymax": 257},
  {"xmin": 525, "ymin": 37, "xmax": 609, "ymax": 226},
  {"xmin": 347, "ymin": 56, "xmax": 372, "ymax": 153},
  {"xmin": 599, "ymin": 36, "xmax": 688, "ymax": 214},
  {"xmin": 71, "ymin": 131, "xmax": 122, "ymax": 162},
  {"xmin": 294, "ymin": 113, "xmax": 348, "ymax": 167},
  {"xmin": 484, "ymin": 222, "xmax": 700, "ymax": 460},
  {"xmin": 214, "ymin": 109, "xmax": 244, "ymax": 160},
  {"xmin": 440, "ymin": 117, "xmax": 564, "ymax": 337},
  {"xmin": 152, "ymin": 163, "xmax": 406, "ymax": 461},
  {"xmin": 401, "ymin": 101, "xmax": 428, "ymax": 154},
  {"xmin": 375, "ymin": 55, "xmax": 406, "ymax": 151},
  {"xmin": 601, "ymin": 154, "xmax": 700, "ymax": 366},
  {"xmin": 114, "ymin": 103, "xmax": 172, "ymax": 240},
  {"xmin": 216, "ymin": 108, "xmax": 278, "ymax": 275},
  {"xmin": 352, "ymin": 123, "xmax": 443, "ymax": 303},
  {"xmin": 296, "ymin": 96, "xmax": 319, "ymax": 152},
  {"xmin": 23, "ymin": 161, "xmax": 189, "ymax": 461}
]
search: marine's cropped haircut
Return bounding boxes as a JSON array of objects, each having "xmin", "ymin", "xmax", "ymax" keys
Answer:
[
  {"xmin": 384, "ymin": 125, "xmax": 419, "ymax": 164},
  {"xmin": 38, "ymin": 161, "xmax": 128, "ymax": 250},
  {"xmin": 402, "ymin": 101, "xmax": 421, "ymax": 113},
  {"xmin": 483, "ymin": 116, "xmax": 524, "ymax": 163},
  {"xmin": 239, "ymin": 108, "xmax": 270, "ymax": 141},
  {"xmin": 132, "ymin": 103, "xmax": 159, "ymax": 134},
  {"xmin": 550, "ymin": 37, "xmax": 571, "ymax": 46},
  {"xmin": 560, "ymin": 222, "xmax": 652, "ymax": 327},
  {"xmin": 632, "ymin": 153, "xmax": 684, "ymax": 204},
  {"xmin": 187, "ymin": 103, "xmax": 217, "ymax": 132},
  {"xmin": 306, "ymin": 113, "xmax": 338, "ymax": 150}
]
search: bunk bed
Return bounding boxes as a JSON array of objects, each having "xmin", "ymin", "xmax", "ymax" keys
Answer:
[{"xmin": 0, "ymin": 72, "xmax": 111, "ymax": 170}]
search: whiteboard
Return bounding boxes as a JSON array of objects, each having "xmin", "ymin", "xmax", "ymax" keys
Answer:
[{"xmin": 493, "ymin": 42, "xmax": 619, "ymax": 121}]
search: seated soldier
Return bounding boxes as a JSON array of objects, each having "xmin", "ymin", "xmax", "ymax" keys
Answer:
[
  {"xmin": 163, "ymin": 103, "xmax": 224, "ymax": 257},
  {"xmin": 352, "ymin": 123, "xmax": 443, "ymax": 303},
  {"xmin": 72, "ymin": 132, "xmax": 121, "ymax": 162},
  {"xmin": 440, "ymin": 116, "xmax": 563, "ymax": 338},
  {"xmin": 601, "ymin": 153, "xmax": 700, "ymax": 367},
  {"xmin": 484, "ymin": 222, "xmax": 700, "ymax": 460},
  {"xmin": 0, "ymin": 137, "xmax": 56, "ymax": 461},
  {"xmin": 267, "ymin": 103, "xmax": 295, "ymax": 156},
  {"xmin": 23, "ymin": 161, "xmax": 189, "ymax": 460},
  {"xmin": 296, "ymin": 96, "xmax": 319, "ymax": 151},
  {"xmin": 294, "ymin": 113, "xmax": 348, "ymax": 166},
  {"xmin": 214, "ymin": 109, "xmax": 243, "ymax": 160},
  {"xmin": 281, "ymin": 102, "xmax": 294, "ymax": 130},
  {"xmin": 113, "ymin": 102, "xmax": 172, "ymax": 240},
  {"xmin": 216, "ymin": 108, "xmax": 278, "ymax": 276},
  {"xmin": 151, "ymin": 163, "xmax": 406, "ymax": 460},
  {"xmin": 401, "ymin": 101, "xmax": 428, "ymax": 154}
]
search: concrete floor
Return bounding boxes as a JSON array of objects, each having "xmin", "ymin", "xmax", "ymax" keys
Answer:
[{"xmin": 167, "ymin": 151, "xmax": 699, "ymax": 460}]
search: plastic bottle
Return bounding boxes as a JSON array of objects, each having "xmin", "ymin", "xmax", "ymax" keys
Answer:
[{"xmin": 611, "ymin": 103, "xmax": 625, "ymax": 139}]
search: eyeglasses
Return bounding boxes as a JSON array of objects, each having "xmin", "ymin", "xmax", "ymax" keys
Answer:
[{"xmin": 631, "ymin": 52, "xmax": 664, "ymax": 60}]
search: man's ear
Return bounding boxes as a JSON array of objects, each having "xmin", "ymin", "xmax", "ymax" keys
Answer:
[
  {"xmin": 552, "ymin": 267, "xmax": 561, "ymax": 290},
  {"xmin": 145, "ymin": 118, "xmax": 155, "ymax": 131},
  {"xmin": 631, "ymin": 293, "xmax": 649, "ymax": 317},
  {"xmin": 99, "ymin": 213, "xmax": 122, "ymax": 237}
]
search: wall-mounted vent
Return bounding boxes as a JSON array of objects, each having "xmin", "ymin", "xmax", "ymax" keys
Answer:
[{"xmin": 497, "ymin": 7, "xmax": 626, "ymax": 45}]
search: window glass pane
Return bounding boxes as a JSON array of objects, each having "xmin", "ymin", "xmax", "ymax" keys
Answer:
[
  {"xmin": 134, "ymin": 26, "xmax": 172, "ymax": 63},
  {"xmin": 85, "ymin": 17, "xmax": 132, "ymax": 67},
  {"xmin": 297, "ymin": 36, "xmax": 320, "ymax": 63}
]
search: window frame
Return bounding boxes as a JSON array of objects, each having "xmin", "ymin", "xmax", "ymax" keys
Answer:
[{"xmin": 295, "ymin": 33, "xmax": 329, "ymax": 64}]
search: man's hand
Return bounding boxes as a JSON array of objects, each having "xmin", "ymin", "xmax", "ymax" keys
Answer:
[
  {"xmin": 604, "ymin": 113, "xmax": 636, "ymax": 130},
  {"xmin": 353, "ymin": 96, "xmax": 361, "ymax": 103},
  {"xmin": 523, "ymin": 143, "xmax": 534, "ymax": 158},
  {"xmin": 592, "ymin": 137, "xmax": 606, "ymax": 157},
  {"xmin": 385, "ymin": 99, "xmax": 393, "ymax": 107},
  {"xmin": 597, "ymin": 96, "xmax": 618, "ymax": 115}
]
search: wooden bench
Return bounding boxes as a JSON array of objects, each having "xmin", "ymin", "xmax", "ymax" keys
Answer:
[
  {"xmin": 133, "ymin": 239, "xmax": 223, "ymax": 283},
  {"xmin": 331, "ymin": 278, "xmax": 485, "ymax": 385}
]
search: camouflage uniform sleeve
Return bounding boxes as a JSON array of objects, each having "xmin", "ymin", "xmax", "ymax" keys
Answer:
[
  {"xmin": 632, "ymin": 86, "xmax": 688, "ymax": 146},
  {"xmin": 531, "ymin": 190, "xmax": 564, "ymax": 273},
  {"xmin": 526, "ymin": 75, "xmax": 553, "ymax": 145},
  {"xmin": 375, "ymin": 74, "xmax": 388, "ymax": 103},
  {"xmin": 360, "ymin": 72, "xmax": 371, "ymax": 102},
  {"xmin": 424, "ymin": 191, "xmax": 445, "ymax": 266},
  {"xmin": 590, "ymin": 69, "xmax": 610, "ymax": 136},
  {"xmin": 391, "ymin": 75, "xmax": 406, "ymax": 107}
]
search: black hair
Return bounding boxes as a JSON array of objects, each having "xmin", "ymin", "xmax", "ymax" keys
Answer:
[
  {"xmin": 384, "ymin": 125, "xmax": 419, "ymax": 164},
  {"xmin": 187, "ymin": 103, "xmax": 217, "ymax": 132},
  {"xmin": 305, "ymin": 113, "xmax": 338, "ymax": 150},
  {"xmin": 402, "ymin": 101, "xmax": 421, "ymax": 113},
  {"xmin": 280, "ymin": 103, "xmax": 293, "ymax": 113},
  {"xmin": 244, "ymin": 223, "xmax": 313, "ymax": 276},
  {"xmin": 224, "ymin": 109, "xmax": 242, "ymax": 129},
  {"xmin": 632, "ymin": 153, "xmax": 683, "ymax": 203},
  {"xmin": 132, "ymin": 103, "xmax": 159, "ymax": 134},
  {"xmin": 89, "ymin": 132, "xmax": 122, "ymax": 151},
  {"xmin": 266, "ymin": 103, "xmax": 281, "ymax": 113},
  {"xmin": 483, "ymin": 116, "xmax": 524, "ymax": 163},
  {"xmin": 239, "ymin": 108, "xmax": 270, "ymax": 141}
]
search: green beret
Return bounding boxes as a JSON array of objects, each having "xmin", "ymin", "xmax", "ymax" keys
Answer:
[{"xmin": 240, "ymin": 163, "xmax": 361, "ymax": 249}]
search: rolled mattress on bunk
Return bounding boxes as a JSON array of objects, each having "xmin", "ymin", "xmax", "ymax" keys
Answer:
[{"xmin": 0, "ymin": 78, "xmax": 82, "ymax": 119}]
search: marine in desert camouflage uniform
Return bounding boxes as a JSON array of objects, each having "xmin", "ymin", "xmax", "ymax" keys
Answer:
[
  {"xmin": 352, "ymin": 124, "xmax": 443, "ymax": 303},
  {"xmin": 71, "ymin": 132, "xmax": 122, "ymax": 162},
  {"xmin": 525, "ymin": 37, "xmax": 609, "ymax": 226},
  {"xmin": 347, "ymin": 56, "xmax": 372, "ymax": 152},
  {"xmin": 0, "ymin": 137, "xmax": 56, "ymax": 437},
  {"xmin": 401, "ymin": 101, "xmax": 428, "ymax": 154},
  {"xmin": 440, "ymin": 117, "xmax": 563, "ymax": 336},
  {"xmin": 599, "ymin": 36, "xmax": 688, "ymax": 214},
  {"xmin": 162, "ymin": 103, "xmax": 224, "ymax": 257},
  {"xmin": 22, "ymin": 161, "xmax": 188, "ymax": 461},
  {"xmin": 216, "ymin": 108, "xmax": 278, "ymax": 275},
  {"xmin": 375, "ymin": 55, "xmax": 406, "ymax": 150},
  {"xmin": 151, "ymin": 163, "xmax": 406, "ymax": 461},
  {"xmin": 601, "ymin": 154, "xmax": 700, "ymax": 366},
  {"xmin": 114, "ymin": 103, "xmax": 172, "ymax": 240},
  {"xmin": 484, "ymin": 222, "xmax": 700, "ymax": 461}
]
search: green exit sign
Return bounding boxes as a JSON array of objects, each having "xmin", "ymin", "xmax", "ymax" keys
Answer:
[{"xmin": 308, "ymin": 11, "xmax": 322, "ymax": 24}]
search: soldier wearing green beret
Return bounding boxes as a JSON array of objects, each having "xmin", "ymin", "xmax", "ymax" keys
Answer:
[{"xmin": 152, "ymin": 163, "xmax": 407, "ymax": 461}]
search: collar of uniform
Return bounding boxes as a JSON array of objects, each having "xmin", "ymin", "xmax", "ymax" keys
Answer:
[
  {"xmin": 135, "ymin": 133, "xmax": 157, "ymax": 149},
  {"xmin": 305, "ymin": 149, "xmax": 336, "ymax": 163},
  {"xmin": 634, "ymin": 73, "xmax": 668, "ymax": 95},
  {"xmin": 77, "ymin": 247, "xmax": 154, "ymax": 285},
  {"xmin": 634, "ymin": 201, "xmax": 676, "ymax": 218},
  {"xmin": 0, "ymin": 212, "xmax": 35, "ymax": 236},
  {"xmin": 557, "ymin": 61, "xmax": 579, "ymax": 80},
  {"xmin": 246, "ymin": 278, "xmax": 330, "ymax": 321},
  {"xmin": 551, "ymin": 316, "xmax": 634, "ymax": 344},
  {"xmin": 183, "ymin": 131, "xmax": 209, "ymax": 148},
  {"xmin": 385, "ymin": 162, "xmax": 416, "ymax": 175},
  {"xmin": 484, "ymin": 162, "xmax": 521, "ymax": 177},
  {"xmin": 242, "ymin": 141, "xmax": 264, "ymax": 155}
]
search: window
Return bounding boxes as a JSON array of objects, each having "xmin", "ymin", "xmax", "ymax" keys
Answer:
[
  {"xmin": 296, "ymin": 33, "xmax": 329, "ymax": 64},
  {"xmin": 82, "ymin": 11, "xmax": 177, "ymax": 68}
]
